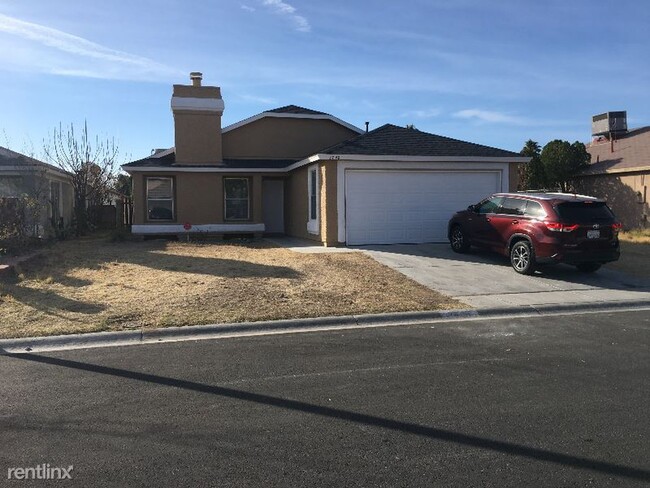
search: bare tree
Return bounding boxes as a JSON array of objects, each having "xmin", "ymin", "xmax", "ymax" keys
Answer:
[{"xmin": 43, "ymin": 121, "xmax": 119, "ymax": 235}]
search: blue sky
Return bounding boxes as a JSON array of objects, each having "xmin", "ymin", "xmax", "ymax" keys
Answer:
[{"xmin": 1, "ymin": 0, "xmax": 649, "ymax": 165}]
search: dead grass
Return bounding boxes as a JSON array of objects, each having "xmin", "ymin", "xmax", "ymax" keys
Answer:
[
  {"xmin": 608, "ymin": 229, "xmax": 650, "ymax": 278},
  {"xmin": 0, "ymin": 236, "xmax": 463, "ymax": 339}
]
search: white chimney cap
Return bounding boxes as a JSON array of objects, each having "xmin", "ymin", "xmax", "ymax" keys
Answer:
[{"xmin": 189, "ymin": 72, "xmax": 203, "ymax": 86}]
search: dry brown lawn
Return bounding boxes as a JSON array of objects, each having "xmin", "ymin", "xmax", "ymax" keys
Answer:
[
  {"xmin": 0, "ymin": 236, "xmax": 463, "ymax": 339},
  {"xmin": 608, "ymin": 229, "xmax": 650, "ymax": 278}
]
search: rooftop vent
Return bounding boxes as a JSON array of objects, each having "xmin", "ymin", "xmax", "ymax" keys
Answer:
[{"xmin": 592, "ymin": 111, "xmax": 627, "ymax": 137}]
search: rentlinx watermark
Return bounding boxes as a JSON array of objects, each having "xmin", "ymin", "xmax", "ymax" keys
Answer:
[{"xmin": 7, "ymin": 464, "xmax": 74, "ymax": 480}]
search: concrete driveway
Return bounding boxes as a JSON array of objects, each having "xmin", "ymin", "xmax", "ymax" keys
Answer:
[{"xmin": 361, "ymin": 244, "xmax": 650, "ymax": 309}]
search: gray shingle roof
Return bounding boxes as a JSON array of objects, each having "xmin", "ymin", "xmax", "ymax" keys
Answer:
[
  {"xmin": 122, "ymin": 152, "xmax": 298, "ymax": 169},
  {"xmin": 0, "ymin": 146, "xmax": 70, "ymax": 176},
  {"xmin": 123, "ymin": 122, "xmax": 523, "ymax": 170},
  {"xmin": 321, "ymin": 124, "xmax": 522, "ymax": 158},
  {"xmin": 266, "ymin": 105, "xmax": 329, "ymax": 116},
  {"xmin": 583, "ymin": 126, "xmax": 650, "ymax": 175}
]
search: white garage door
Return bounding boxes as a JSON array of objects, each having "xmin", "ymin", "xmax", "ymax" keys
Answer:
[{"xmin": 345, "ymin": 170, "xmax": 502, "ymax": 245}]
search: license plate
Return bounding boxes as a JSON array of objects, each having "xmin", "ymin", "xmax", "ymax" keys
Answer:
[{"xmin": 587, "ymin": 230, "xmax": 600, "ymax": 239}]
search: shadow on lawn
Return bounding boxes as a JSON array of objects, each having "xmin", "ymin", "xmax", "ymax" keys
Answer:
[
  {"xmin": 124, "ymin": 250, "xmax": 301, "ymax": 280},
  {"xmin": 19, "ymin": 238, "xmax": 302, "ymax": 283},
  {"xmin": 1, "ymin": 284, "xmax": 105, "ymax": 316}
]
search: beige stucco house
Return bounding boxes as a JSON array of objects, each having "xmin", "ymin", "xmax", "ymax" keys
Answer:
[
  {"xmin": 0, "ymin": 146, "xmax": 74, "ymax": 236},
  {"xmin": 123, "ymin": 73, "xmax": 528, "ymax": 245},
  {"xmin": 575, "ymin": 112, "xmax": 649, "ymax": 229}
]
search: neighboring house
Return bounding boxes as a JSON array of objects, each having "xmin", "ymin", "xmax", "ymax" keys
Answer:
[
  {"xmin": 574, "ymin": 112, "xmax": 649, "ymax": 229},
  {"xmin": 122, "ymin": 73, "xmax": 528, "ymax": 245},
  {"xmin": 0, "ymin": 146, "xmax": 74, "ymax": 235}
]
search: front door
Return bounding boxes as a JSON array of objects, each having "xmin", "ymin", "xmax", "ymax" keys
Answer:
[{"xmin": 262, "ymin": 179, "xmax": 284, "ymax": 234}]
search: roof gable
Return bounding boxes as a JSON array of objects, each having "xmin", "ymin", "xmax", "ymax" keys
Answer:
[
  {"xmin": 266, "ymin": 105, "xmax": 328, "ymax": 115},
  {"xmin": 222, "ymin": 106, "xmax": 363, "ymax": 135},
  {"xmin": 321, "ymin": 124, "xmax": 522, "ymax": 158},
  {"xmin": 0, "ymin": 146, "xmax": 71, "ymax": 177}
]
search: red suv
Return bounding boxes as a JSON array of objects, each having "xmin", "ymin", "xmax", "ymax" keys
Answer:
[{"xmin": 447, "ymin": 192, "xmax": 621, "ymax": 274}]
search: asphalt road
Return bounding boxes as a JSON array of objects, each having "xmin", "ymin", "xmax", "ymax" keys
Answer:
[{"xmin": 1, "ymin": 310, "xmax": 649, "ymax": 487}]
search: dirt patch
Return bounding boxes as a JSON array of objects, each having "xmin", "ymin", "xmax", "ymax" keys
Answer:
[{"xmin": 0, "ymin": 237, "xmax": 463, "ymax": 339}]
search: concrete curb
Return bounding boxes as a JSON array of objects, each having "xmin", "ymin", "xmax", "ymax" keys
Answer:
[{"xmin": 2, "ymin": 299, "xmax": 650, "ymax": 355}]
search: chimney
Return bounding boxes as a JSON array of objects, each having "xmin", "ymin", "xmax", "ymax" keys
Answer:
[
  {"xmin": 171, "ymin": 72, "xmax": 224, "ymax": 164},
  {"xmin": 190, "ymin": 71, "xmax": 202, "ymax": 86}
]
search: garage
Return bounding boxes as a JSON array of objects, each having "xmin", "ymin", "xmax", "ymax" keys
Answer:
[{"xmin": 345, "ymin": 169, "xmax": 503, "ymax": 245}]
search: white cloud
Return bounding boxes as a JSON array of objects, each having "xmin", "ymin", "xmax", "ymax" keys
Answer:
[
  {"xmin": 237, "ymin": 93, "xmax": 278, "ymax": 105},
  {"xmin": 453, "ymin": 109, "xmax": 527, "ymax": 124},
  {"xmin": 241, "ymin": 4, "xmax": 256, "ymax": 12},
  {"xmin": 261, "ymin": 0, "xmax": 311, "ymax": 32},
  {"xmin": 401, "ymin": 108, "xmax": 442, "ymax": 119},
  {"xmin": 0, "ymin": 13, "xmax": 183, "ymax": 81}
]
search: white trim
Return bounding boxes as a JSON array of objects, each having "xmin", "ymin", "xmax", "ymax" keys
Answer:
[
  {"xmin": 0, "ymin": 165, "xmax": 72, "ymax": 180},
  {"xmin": 223, "ymin": 112, "xmax": 363, "ymax": 134},
  {"xmin": 288, "ymin": 153, "xmax": 528, "ymax": 174},
  {"xmin": 307, "ymin": 164, "xmax": 319, "ymax": 234},
  {"xmin": 132, "ymin": 223, "xmax": 265, "ymax": 234},
  {"xmin": 336, "ymin": 160, "xmax": 510, "ymax": 243},
  {"xmin": 171, "ymin": 96, "xmax": 225, "ymax": 112},
  {"xmin": 150, "ymin": 147, "xmax": 175, "ymax": 158},
  {"xmin": 123, "ymin": 166, "xmax": 290, "ymax": 174},
  {"xmin": 311, "ymin": 154, "xmax": 529, "ymax": 163},
  {"xmin": 123, "ymin": 153, "xmax": 528, "ymax": 175}
]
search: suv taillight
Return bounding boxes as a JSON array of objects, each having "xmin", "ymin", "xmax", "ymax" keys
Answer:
[
  {"xmin": 612, "ymin": 222, "xmax": 623, "ymax": 235},
  {"xmin": 545, "ymin": 222, "xmax": 579, "ymax": 233}
]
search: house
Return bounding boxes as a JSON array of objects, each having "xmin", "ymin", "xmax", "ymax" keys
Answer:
[
  {"xmin": 122, "ymin": 73, "xmax": 528, "ymax": 245},
  {"xmin": 574, "ymin": 112, "xmax": 649, "ymax": 229},
  {"xmin": 0, "ymin": 146, "xmax": 74, "ymax": 235}
]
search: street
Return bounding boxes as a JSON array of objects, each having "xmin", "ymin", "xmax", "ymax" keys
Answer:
[{"xmin": 1, "ymin": 310, "xmax": 649, "ymax": 487}]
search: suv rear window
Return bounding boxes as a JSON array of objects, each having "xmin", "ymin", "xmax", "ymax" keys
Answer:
[{"xmin": 555, "ymin": 202, "xmax": 614, "ymax": 222}]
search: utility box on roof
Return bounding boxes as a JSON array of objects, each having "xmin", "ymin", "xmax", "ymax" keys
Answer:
[{"xmin": 592, "ymin": 111, "xmax": 627, "ymax": 137}]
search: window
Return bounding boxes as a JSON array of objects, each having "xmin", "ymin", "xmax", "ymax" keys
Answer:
[
  {"xmin": 555, "ymin": 202, "xmax": 614, "ymax": 223},
  {"xmin": 0, "ymin": 176, "xmax": 23, "ymax": 197},
  {"xmin": 224, "ymin": 178, "xmax": 250, "ymax": 220},
  {"xmin": 50, "ymin": 181, "xmax": 61, "ymax": 222},
  {"xmin": 524, "ymin": 201, "xmax": 546, "ymax": 219},
  {"xmin": 499, "ymin": 198, "xmax": 527, "ymax": 216},
  {"xmin": 307, "ymin": 166, "xmax": 319, "ymax": 234},
  {"xmin": 476, "ymin": 197, "xmax": 502, "ymax": 215},
  {"xmin": 147, "ymin": 177, "xmax": 174, "ymax": 221}
]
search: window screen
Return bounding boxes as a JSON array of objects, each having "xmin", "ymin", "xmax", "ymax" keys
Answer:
[
  {"xmin": 224, "ymin": 178, "xmax": 250, "ymax": 220},
  {"xmin": 147, "ymin": 177, "xmax": 174, "ymax": 220}
]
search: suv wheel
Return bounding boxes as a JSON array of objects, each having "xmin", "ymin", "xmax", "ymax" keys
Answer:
[
  {"xmin": 450, "ymin": 225, "xmax": 470, "ymax": 253},
  {"xmin": 510, "ymin": 240, "xmax": 535, "ymax": 275},
  {"xmin": 576, "ymin": 262, "xmax": 601, "ymax": 273}
]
